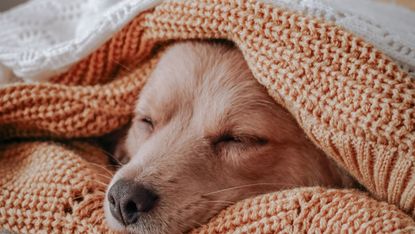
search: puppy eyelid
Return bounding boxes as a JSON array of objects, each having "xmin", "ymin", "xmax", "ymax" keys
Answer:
[
  {"xmin": 212, "ymin": 133, "xmax": 267, "ymax": 147},
  {"xmin": 212, "ymin": 134, "xmax": 241, "ymax": 145},
  {"xmin": 140, "ymin": 116, "xmax": 154, "ymax": 129}
]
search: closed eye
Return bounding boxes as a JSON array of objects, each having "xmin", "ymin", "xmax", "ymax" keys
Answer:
[
  {"xmin": 212, "ymin": 133, "xmax": 267, "ymax": 148},
  {"xmin": 213, "ymin": 134, "xmax": 242, "ymax": 145},
  {"xmin": 140, "ymin": 116, "xmax": 154, "ymax": 130}
]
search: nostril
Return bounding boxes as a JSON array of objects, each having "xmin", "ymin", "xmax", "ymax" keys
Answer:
[
  {"xmin": 125, "ymin": 200, "xmax": 138, "ymax": 215},
  {"xmin": 107, "ymin": 179, "xmax": 159, "ymax": 226},
  {"xmin": 121, "ymin": 186, "xmax": 159, "ymax": 225},
  {"xmin": 122, "ymin": 200, "xmax": 139, "ymax": 224},
  {"xmin": 108, "ymin": 194, "xmax": 116, "ymax": 206}
]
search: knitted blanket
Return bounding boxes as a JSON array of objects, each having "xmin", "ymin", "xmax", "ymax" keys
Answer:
[{"xmin": 1, "ymin": 0, "xmax": 414, "ymax": 233}]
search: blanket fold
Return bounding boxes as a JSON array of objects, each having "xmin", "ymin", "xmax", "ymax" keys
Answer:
[{"xmin": 1, "ymin": 0, "xmax": 414, "ymax": 232}]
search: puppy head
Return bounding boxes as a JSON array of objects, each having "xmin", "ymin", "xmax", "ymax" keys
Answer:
[{"xmin": 104, "ymin": 42, "xmax": 348, "ymax": 233}]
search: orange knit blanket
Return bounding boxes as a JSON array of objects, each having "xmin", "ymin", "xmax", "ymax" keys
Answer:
[{"xmin": 1, "ymin": 0, "xmax": 414, "ymax": 233}]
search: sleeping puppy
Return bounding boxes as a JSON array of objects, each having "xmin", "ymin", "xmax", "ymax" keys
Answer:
[{"xmin": 104, "ymin": 41, "xmax": 356, "ymax": 233}]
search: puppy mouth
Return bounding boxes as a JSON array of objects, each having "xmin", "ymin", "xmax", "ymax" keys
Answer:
[
  {"xmin": 105, "ymin": 204, "xmax": 163, "ymax": 234},
  {"xmin": 105, "ymin": 192, "xmax": 231, "ymax": 234}
]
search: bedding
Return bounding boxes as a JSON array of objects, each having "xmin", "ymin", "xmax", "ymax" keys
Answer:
[
  {"xmin": 1, "ymin": 0, "xmax": 415, "ymax": 233},
  {"xmin": 0, "ymin": 0, "xmax": 414, "ymax": 84}
]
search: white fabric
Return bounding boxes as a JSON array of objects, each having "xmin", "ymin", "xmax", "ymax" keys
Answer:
[
  {"xmin": 0, "ymin": 0, "xmax": 162, "ymax": 84},
  {"xmin": 0, "ymin": 0, "xmax": 414, "ymax": 84}
]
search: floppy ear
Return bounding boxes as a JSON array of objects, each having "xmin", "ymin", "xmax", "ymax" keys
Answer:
[{"xmin": 97, "ymin": 121, "xmax": 132, "ymax": 166}]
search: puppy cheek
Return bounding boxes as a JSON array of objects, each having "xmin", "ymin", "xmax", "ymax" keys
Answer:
[{"xmin": 229, "ymin": 150, "xmax": 279, "ymax": 181}]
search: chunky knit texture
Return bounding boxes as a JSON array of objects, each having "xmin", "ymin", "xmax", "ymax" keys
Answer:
[
  {"xmin": 192, "ymin": 187, "xmax": 415, "ymax": 233},
  {"xmin": 1, "ymin": 0, "xmax": 414, "ymax": 232},
  {"xmin": 0, "ymin": 141, "xmax": 112, "ymax": 233}
]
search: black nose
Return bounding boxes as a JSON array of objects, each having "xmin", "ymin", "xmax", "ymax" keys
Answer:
[{"xmin": 108, "ymin": 179, "xmax": 159, "ymax": 225}]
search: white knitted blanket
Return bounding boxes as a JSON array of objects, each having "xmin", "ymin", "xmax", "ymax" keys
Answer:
[{"xmin": 0, "ymin": 0, "xmax": 414, "ymax": 84}]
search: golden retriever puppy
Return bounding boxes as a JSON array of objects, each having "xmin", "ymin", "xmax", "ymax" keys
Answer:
[{"xmin": 104, "ymin": 41, "xmax": 355, "ymax": 233}]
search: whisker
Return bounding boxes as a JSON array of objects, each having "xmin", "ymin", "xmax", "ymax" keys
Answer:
[
  {"xmin": 73, "ymin": 195, "xmax": 84, "ymax": 200},
  {"xmin": 68, "ymin": 143, "xmax": 122, "ymax": 167},
  {"xmin": 201, "ymin": 200, "xmax": 235, "ymax": 205},
  {"xmin": 94, "ymin": 146, "xmax": 125, "ymax": 166},
  {"xmin": 95, "ymin": 173, "xmax": 113, "ymax": 181},
  {"xmin": 91, "ymin": 215, "xmax": 103, "ymax": 227},
  {"xmin": 93, "ymin": 190, "xmax": 107, "ymax": 196},
  {"xmin": 69, "ymin": 142, "xmax": 121, "ymax": 166},
  {"xmin": 189, "ymin": 219, "xmax": 204, "ymax": 228},
  {"xmin": 86, "ymin": 162, "xmax": 114, "ymax": 176},
  {"xmin": 91, "ymin": 180, "xmax": 111, "ymax": 188},
  {"xmin": 94, "ymin": 172, "xmax": 112, "ymax": 178},
  {"xmin": 113, "ymin": 164, "xmax": 123, "ymax": 168},
  {"xmin": 202, "ymin": 182, "xmax": 296, "ymax": 196}
]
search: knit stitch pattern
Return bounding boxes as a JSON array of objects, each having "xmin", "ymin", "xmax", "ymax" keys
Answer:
[
  {"xmin": 0, "ymin": 141, "xmax": 112, "ymax": 233},
  {"xmin": 0, "ymin": 0, "xmax": 414, "ymax": 232},
  {"xmin": 192, "ymin": 187, "xmax": 415, "ymax": 233}
]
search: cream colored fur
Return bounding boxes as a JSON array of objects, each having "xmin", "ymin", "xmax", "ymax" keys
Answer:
[{"xmin": 104, "ymin": 42, "xmax": 355, "ymax": 234}]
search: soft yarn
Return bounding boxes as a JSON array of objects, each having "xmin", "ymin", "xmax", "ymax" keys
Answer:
[
  {"xmin": 0, "ymin": 0, "xmax": 414, "ymax": 83},
  {"xmin": 1, "ymin": 0, "xmax": 414, "ymax": 233}
]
